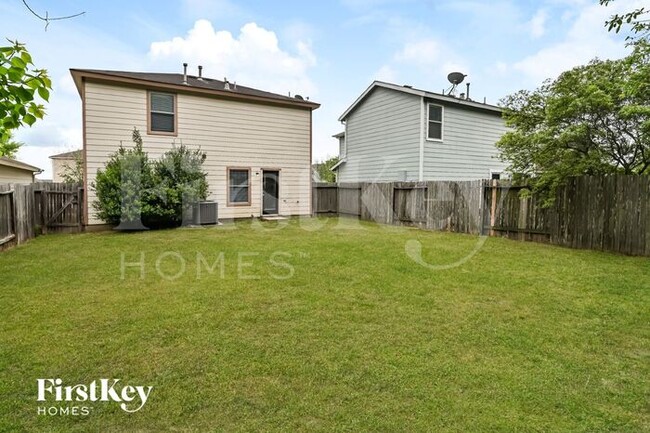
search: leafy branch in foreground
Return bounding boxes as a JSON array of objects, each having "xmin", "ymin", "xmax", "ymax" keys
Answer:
[{"xmin": 0, "ymin": 40, "xmax": 52, "ymax": 148}]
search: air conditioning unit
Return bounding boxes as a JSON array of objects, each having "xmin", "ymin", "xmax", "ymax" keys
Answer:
[{"xmin": 193, "ymin": 201, "xmax": 218, "ymax": 225}]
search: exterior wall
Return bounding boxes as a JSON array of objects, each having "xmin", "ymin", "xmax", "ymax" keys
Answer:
[
  {"xmin": 422, "ymin": 101, "xmax": 507, "ymax": 180},
  {"xmin": 84, "ymin": 81, "xmax": 312, "ymax": 225},
  {"xmin": 337, "ymin": 87, "xmax": 421, "ymax": 182},
  {"xmin": 0, "ymin": 166, "xmax": 34, "ymax": 184},
  {"xmin": 51, "ymin": 158, "xmax": 75, "ymax": 183}
]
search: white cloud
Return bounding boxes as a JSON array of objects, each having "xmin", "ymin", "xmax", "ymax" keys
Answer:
[
  {"xmin": 512, "ymin": 0, "xmax": 641, "ymax": 84},
  {"xmin": 149, "ymin": 20, "xmax": 318, "ymax": 97},
  {"xmin": 527, "ymin": 9, "xmax": 547, "ymax": 39},
  {"xmin": 395, "ymin": 39, "xmax": 441, "ymax": 67},
  {"xmin": 373, "ymin": 65, "xmax": 397, "ymax": 82},
  {"xmin": 390, "ymin": 38, "xmax": 469, "ymax": 85}
]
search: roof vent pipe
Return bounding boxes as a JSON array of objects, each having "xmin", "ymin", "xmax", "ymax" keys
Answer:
[
  {"xmin": 197, "ymin": 65, "xmax": 203, "ymax": 81},
  {"xmin": 224, "ymin": 78, "xmax": 230, "ymax": 91},
  {"xmin": 182, "ymin": 63, "xmax": 188, "ymax": 84},
  {"xmin": 466, "ymin": 83, "xmax": 470, "ymax": 100}
]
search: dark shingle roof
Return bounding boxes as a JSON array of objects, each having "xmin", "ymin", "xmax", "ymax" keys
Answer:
[{"xmin": 71, "ymin": 69, "xmax": 319, "ymax": 109}]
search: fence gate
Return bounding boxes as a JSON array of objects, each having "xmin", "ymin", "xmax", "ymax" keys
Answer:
[{"xmin": 38, "ymin": 184, "xmax": 84, "ymax": 234}]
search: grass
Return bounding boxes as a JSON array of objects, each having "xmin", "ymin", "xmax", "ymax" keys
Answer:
[{"xmin": 0, "ymin": 217, "xmax": 648, "ymax": 432}]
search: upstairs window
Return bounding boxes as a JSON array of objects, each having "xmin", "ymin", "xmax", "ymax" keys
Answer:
[
  {"xmin": 427, "ymin": 104, "xmax": 443, "ymax": 141},
  {"xmin": 149, "ymin": 92, "xmax": 176, "ymax": 134},
  {"xmin": 228, "ymin": 168, "xmax": 251, "ymax": 206}
]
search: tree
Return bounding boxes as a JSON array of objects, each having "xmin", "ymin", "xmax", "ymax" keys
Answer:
[
  {"xmin": 60, "ymin": 151, "xmax": 83, "ymax": 184},
  {"xmin": 0, "ymin": 130, "xmax": 24, "ymax": 158},
  {"xmin": 93, "ymin": 129, "xmax": 153, "ymax": 228},
  {"xmin": 600, "ymin": 0, "xmax": 649, "ymax": 41},
  {"xmin": 146, "ymin": 143, "xmax": 209, "ymax": 228},
  {"xmin": 0, "ymin": 40, "xmax": 51, "ymax": 148},
  {"xmin": 496, "ymin": 44, "xmax": 650, "ymax": 205},
  {"xmin": 313, "ymin": 156, "xmax": 339, "ymax": 183}
]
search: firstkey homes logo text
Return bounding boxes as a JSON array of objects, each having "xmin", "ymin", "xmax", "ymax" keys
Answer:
[{"xmin": 36, "ymin": 378, "xmax": 153, "ymax": 416}]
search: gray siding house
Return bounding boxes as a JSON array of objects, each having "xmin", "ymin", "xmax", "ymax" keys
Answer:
[{"xmin": 333, "ymin": 81, "xmax": 507, "ymax": 182}]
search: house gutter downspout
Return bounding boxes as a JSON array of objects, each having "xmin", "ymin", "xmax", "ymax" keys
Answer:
[{"xmin": 419, "ymin": 96, "xmax": 425, "ymax": 181}]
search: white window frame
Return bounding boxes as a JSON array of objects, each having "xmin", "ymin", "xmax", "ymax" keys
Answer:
[
  {"xmin": 426, "ymin": 103, "xmax": 444, "ymax": 142},
  {"xmin": 490, "ymin": 170, "xmax": 506, "ymax": 180}
]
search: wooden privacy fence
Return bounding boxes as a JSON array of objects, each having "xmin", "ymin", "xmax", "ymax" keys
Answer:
[
  {"xmin": 314, "ymin": 180, "xmax": 485, "ymax": 234},
  {"xmin": 313, "ymin": 175, "xmax": 650, "ymax": 256},
  {"xmin": 0, "ymin": 182, "xmax": 84, "ymax": 251}
]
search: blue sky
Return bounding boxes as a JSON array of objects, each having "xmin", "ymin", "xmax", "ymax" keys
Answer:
[{"xmin": 0, "ymin": 0, "xmax": 640, "ymax": 178}]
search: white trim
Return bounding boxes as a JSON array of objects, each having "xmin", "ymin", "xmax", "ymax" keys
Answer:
[
  {"xmin": 331, "ymin": 158, "xmax": 346, "ymax": 170},
  {"xmin": 338, "ymin": 80, "xmax": 502, "ymax": 121},
  {"xmin": 425, "ymin": 103, "xmax": 444, "ymax": 142},
  {"xmin": 342, "ymin": 121, "xmax": 348, "ymax": 158},
  {"xmin": 489, "ymin": 169, "xmax": 504, "ymax": 180},
  {"xmin": 418, "ymin": 96, "xmax": 424, "ymax": 181}
]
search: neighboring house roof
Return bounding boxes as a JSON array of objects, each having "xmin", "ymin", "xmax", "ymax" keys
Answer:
[
  {"xmin": 0, "ymin": 156, "xmax": 42, "ymax": 173},
  {"xmin": 339, "ymin": 81, "xmax": 502, "ymax": 121},
  {"xmin": 332, "ymin": 131, "xmax": 345, "ymax": 139},
  {"xmin": 50, "ymin": 150, "xmax": 82, "ymax": 160},
  {"xmin": 70, "ymin": 69, "xmax": 320, "ymax": 110}
]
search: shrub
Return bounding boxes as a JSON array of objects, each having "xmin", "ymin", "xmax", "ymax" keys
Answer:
[
  {"xmin": 92, "ymin": 128, "xmax": 209, "ymax": 229},
  {"xmin": 147, "ymin": 144, "xmax": 209, "ymax": 228}
]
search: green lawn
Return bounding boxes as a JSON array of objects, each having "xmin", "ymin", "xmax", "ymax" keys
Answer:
[{"xmin": 0, "ymin": 217, "xmax": 648, "ymax": 432}]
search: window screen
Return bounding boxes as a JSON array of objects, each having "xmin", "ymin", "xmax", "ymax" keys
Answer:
[{"xmin": 150, "ymin": 92, "xmax": 175, "ymax": 133}]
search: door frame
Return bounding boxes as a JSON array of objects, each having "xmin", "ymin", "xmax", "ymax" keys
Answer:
[{"xmin": 261, "ymin": 168, "xmax": 281, "ymax": 216}]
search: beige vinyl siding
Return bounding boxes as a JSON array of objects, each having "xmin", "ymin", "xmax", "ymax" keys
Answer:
[
  {"xmin": 338, "ymin": 87, "xmax": 421, "ymax": 182},
  {"xmin": 422, "ymin": 102, "xmax": 507, "ymax": 180},
  {"xmin": 0, "ymin": 166, "xmax": 34, "ymax": 184},
  {"xmin": 52, "ymin": 158, "xmax": 75, "ymax": 182},
  {"xmin": 84, "ymin": 81, "xmax": 311, "ymax": 225}
]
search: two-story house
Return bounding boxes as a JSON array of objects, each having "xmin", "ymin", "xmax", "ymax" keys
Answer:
[
  {"xmin": 333, "ymin": 81, "xmax": 506, "ymax": 182},
  {"xmin": 70, "ymin": 67, "xmax": 319, "ymax": 226}
]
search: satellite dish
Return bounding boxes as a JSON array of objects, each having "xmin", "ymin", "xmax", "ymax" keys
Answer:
[
  {"xmin": 294, "ymin": 94, "xmax": 304, "ymax": 100},
  {"xmin": 447, "ymin": 72, "xmax": 466, "ymax": 85}
]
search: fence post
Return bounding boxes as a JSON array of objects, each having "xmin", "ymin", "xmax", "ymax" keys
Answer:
[
  {"xmin": 78, "ymin": 187, "xmax": 84, "ymax": 230},
  {"xmin": 518, "ymin": 196, "xmax": 528, "ymax": 241},
  {"xmin": 489, "ymin": 180, "xmax": 497, "ymax": 237},
  {"xmin": 40, "ymin": 189, "xmax": 47, "ymax": 235}
]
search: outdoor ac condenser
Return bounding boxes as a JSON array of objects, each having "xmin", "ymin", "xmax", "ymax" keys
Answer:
[{"xmin": 193, "ymin": 201, "xmax": 218, "ymax": 225}]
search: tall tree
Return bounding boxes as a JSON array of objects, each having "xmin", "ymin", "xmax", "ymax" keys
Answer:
[{"xmin": 496, "ymin": 43, "xmax": 650, "ymax": 205}]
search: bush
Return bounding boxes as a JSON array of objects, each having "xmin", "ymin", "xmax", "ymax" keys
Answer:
[
  {"xmin": 147, "ymin": 144, "xmax": 209, "ymax": 228},
  {"xmin": 92, "ymin": 128, "xmax": 209, "ymax": 229}
]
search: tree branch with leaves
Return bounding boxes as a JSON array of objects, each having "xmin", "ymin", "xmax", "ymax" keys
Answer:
[{"xmin": 0, "ymin": 40, "xmax": 52, "ymax": 156}]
